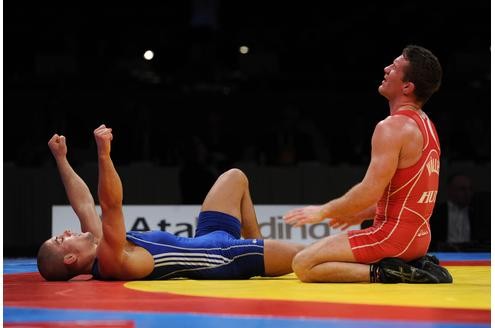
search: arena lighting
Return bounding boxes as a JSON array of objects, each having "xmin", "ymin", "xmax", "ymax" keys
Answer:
[
  {"xmin": 143, "ymin": 50, "xmax": 154, "ymax": 60},
  {"xmin": 239, "ymin": 46, "xmax": 249, "ymax": 54}
]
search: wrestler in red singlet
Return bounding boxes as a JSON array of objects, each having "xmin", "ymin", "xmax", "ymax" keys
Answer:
[{"xmin": 348, "ymin": 109, "xmax": 441, "ymax": 263}]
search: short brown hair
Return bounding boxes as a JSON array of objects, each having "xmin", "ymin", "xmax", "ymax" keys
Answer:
[
  {"xmin": 37, "ymin": 240, "xmax": 73, "ymax": 281},
  {"xmin": 402, "ymin": 45, "xmax": 442, "ymax": 104}
]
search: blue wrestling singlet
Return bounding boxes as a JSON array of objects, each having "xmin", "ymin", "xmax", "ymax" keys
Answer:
[{"xmin": 92, "ymin": 211, "xmax": 265, "ymax": 280}]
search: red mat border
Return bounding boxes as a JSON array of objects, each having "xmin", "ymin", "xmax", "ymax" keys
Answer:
[{"xmin": 4, "ymin": 272, "xmax": 490, "ymax": 324}]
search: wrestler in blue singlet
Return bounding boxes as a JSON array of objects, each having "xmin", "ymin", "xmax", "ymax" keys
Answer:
[{"xmin": 92, "ymin": 211, "xmax": 265, "ymax": 280}]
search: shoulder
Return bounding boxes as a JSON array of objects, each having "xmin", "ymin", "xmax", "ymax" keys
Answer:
[
  {"xmin": 374, "ymin": 115, "xmax": 419, "ymax": 139},
  {"xmin": 377, "ymin": 114, "xmax": 416, "ymax": 130},
  {"xmin": 372, "ymin": 116, "xmax": 405, "ymax": 141}
]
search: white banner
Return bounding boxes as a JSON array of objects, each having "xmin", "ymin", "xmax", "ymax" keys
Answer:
[{"xmin": 52, "ymin": 205, "xmax": 360, "ymax": 245}]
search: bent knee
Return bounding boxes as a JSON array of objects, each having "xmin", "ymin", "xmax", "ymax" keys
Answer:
[
  {"xmin": 292, "ymin": 250, "xmax": 314, "ymax": 282},
  {"xmin": 223, "ymin": 168, "xmax": 248, "ymax": 186}
]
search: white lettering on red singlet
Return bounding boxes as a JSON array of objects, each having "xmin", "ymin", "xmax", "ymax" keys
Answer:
[
  {"xmin": 417, "ymin": 190, "xmax": 438, "ymax": 204},
  {"xmin": 426, "ymin": 157, "xmax": 440, "ymax": 176}
]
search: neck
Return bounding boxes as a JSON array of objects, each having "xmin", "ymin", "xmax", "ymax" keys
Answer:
[
  {"xmin": 389, "ymin": 99, "xmax": 421, "ymax": 115},
  {"xmin": 80, "ymin": 255, "xmax": 97, "ymax": 274}
]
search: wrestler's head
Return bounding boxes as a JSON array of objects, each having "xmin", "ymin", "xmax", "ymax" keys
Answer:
[
  {"xmin": 401, "ymin": 45, "xmax": 442, "ymax": 104},
  {"xmin": 37, "ymin": 230, "xmax": 97, "ymax": 281},
  {"xmin": 379, "ymin": 45, "xmax": 442, "ymax": 105}
]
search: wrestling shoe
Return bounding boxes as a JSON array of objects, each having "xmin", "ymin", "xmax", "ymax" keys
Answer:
[
  {"xmin": 370, "ymin": 257, "xmax": 445, "ymax": 283},
  {"xmin": 408, "ymin": 254, "xmax": 440, "ymax": 268},
  {"xmin": 408, "ymin": 254, "xmax": 453, "ymax": 283}
]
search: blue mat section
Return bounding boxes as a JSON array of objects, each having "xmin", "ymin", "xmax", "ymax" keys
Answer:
[
  {"xmin": 3, "ymin": 258, "xmax": 38, "ymax": 274},
  {"xmin": 433, "ymin": 253, "xmax": 491, "ymax": 261},
  {"xmin": 4, "ymin": 253, "xmax": 490, "ymax": 274},
  {"xmin": 4, "ymin": 308, "xmax": 489, "ymax": 328}
]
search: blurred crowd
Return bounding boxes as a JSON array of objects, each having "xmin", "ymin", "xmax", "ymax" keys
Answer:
[{"xmin": 4, "ymin": 92, "xmax": 490, "ymax": 171}]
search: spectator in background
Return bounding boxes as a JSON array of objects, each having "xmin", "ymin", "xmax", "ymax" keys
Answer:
[
  {"xmin": 429, "ymin": 173, "xmax": 490, "ymax": 251},
  {"xmin": 464, "ymin": 116, "xmax": 490, "ymax": 163}
]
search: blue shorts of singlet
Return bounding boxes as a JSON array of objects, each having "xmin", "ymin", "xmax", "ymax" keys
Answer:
[
  {"xmin": 195, "ymin": 210, "xmax": 243, "ymax": 238},
  {"xmin": 122, "ymin": 211, "xmax": 265, "ymax": 280}
]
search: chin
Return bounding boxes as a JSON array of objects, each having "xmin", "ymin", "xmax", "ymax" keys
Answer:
[
  {"xmin": 84, "ymin": 232, "xmax": 96, "ymax": 243},
  {"xmin": 378, "ymin": 86, "xmax": 389, "ymax": 99},
  {"xmin": 378, "ymin": 84, "xmax": 385, "ymax": 93}
]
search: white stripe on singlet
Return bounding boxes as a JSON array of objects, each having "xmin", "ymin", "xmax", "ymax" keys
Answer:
[
  {"xmin": 154, "ymin": 252, "xmax": 229, "ymax": 261},
  {"xmin": 156, "ymin": 257, "xmax": 228, "ymax": 265},
  {"xmin": 418, "ymin": 115, "xmax": 430, "ymax": 151},
  {"xmin": 391, "ymin": 206, "xmax": 430, "ymax": 257},
  {"xmin": 154, "ymin": 252, "xmax": 230, "ymax": 267},
  {"xmin": 426, "ymin": 118, "xmax": 440, "ymax": 150},
  {"xmin": 350, "ymin": 156, "xmax": 429, "ymax": 250},
  {"xmin": 155, "ymin": 252, "xmax": 264, "ymax": 279},
  {"xmin": 156, "ymin": 260, "xmax": 226, "ymax": 267}
]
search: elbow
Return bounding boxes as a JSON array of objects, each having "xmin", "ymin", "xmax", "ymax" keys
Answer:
[
  {"xmin": 368, "ymin": 192, "xmax": 383, "ymax": 206},
  {"xmin": 359, "ymin": 182, "xmax": 386, "ymax": 207},
  {"xmin": 99, "ymin": 198, "xmax": 122, "ymax": 211},
  {"xmin": 361, "ymin": 194, "xmax": 382, "ymax": 211},
  {"xmin": 97, "ymin": 190, "xmax": 123, "ymax": 210}
]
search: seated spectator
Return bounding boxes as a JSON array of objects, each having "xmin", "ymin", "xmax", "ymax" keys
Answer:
[{"xmin": 429, "ymin": 173, "xmax": 490, "ymax": 251}]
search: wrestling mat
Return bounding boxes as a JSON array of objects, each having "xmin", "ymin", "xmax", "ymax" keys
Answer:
[{"xmin": 4, "ymin": 253, "xmax": 490, "ymax": 328}]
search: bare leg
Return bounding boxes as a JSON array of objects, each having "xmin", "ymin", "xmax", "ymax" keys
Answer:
[
  {"xmin": 239, "ymin": 178, "xmax": 262, "ymax": 238},
  {"xmin": 264, "ymin": 240, "xmax": 305, "ymax": 276},
  {"xmin": 200, "ymin": 168, "xmax": 261, "ymax": 238},
  {"xmin": 292, "ymin": 232, "xmax": 370, "ymax": 282}
]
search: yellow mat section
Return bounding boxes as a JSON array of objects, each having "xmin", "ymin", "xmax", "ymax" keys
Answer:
[{"xmin": 126, "ymin": 266, "xmax": 490, "ymax": 310}]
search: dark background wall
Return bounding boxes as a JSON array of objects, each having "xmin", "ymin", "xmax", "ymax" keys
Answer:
[{"xmin": 3, "ymin": 1, "xmax": 490, "ymax": 256}]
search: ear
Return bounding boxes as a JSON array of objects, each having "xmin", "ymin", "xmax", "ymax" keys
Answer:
[
  {"xmin": 402, "ymin": 81, "xmax": 415, "ymax": 96},
  {"xmin": 63, "ymin": 253, "xmax": 77, "ymax": 265}
]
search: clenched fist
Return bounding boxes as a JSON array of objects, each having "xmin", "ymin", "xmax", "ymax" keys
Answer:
[
  {"xmin": 94, "ymin": 124, "xmax": 113, "ymax": 156},
  {"xmin": 48, "ymin": 134, "xmax": 67, "ymax": 159}
]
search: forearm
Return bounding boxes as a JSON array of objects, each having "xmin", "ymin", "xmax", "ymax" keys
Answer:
[
  {"xmin": 94, "ymin": 125, "xmax": 126, "ymax": 250},
  {"xmin": 56, "ymin": 157, "xmax": 95, "ymax": 208},
  {"xmin": 55, "ymin": 156, "xmax": 101, "ymax": 235},
  {"xmin": 97, "ymin": 155, "xmax": 123, "ymax": 210},
  {"xmin": 322, "ymin": 182, "xmax": 380, "ymax": 218}
]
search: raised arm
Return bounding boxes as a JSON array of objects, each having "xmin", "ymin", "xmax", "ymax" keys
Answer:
[
  {"xmin": 94, "ymin": 125, "xmax": 127, "ymax": 265},
  {"xmin": 48, "ymin": 134, "xmax": 102, "ymax": 240},
  {"xmin": 94, "ymin": 125, "xmax": 157, "ymax": 280}
]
